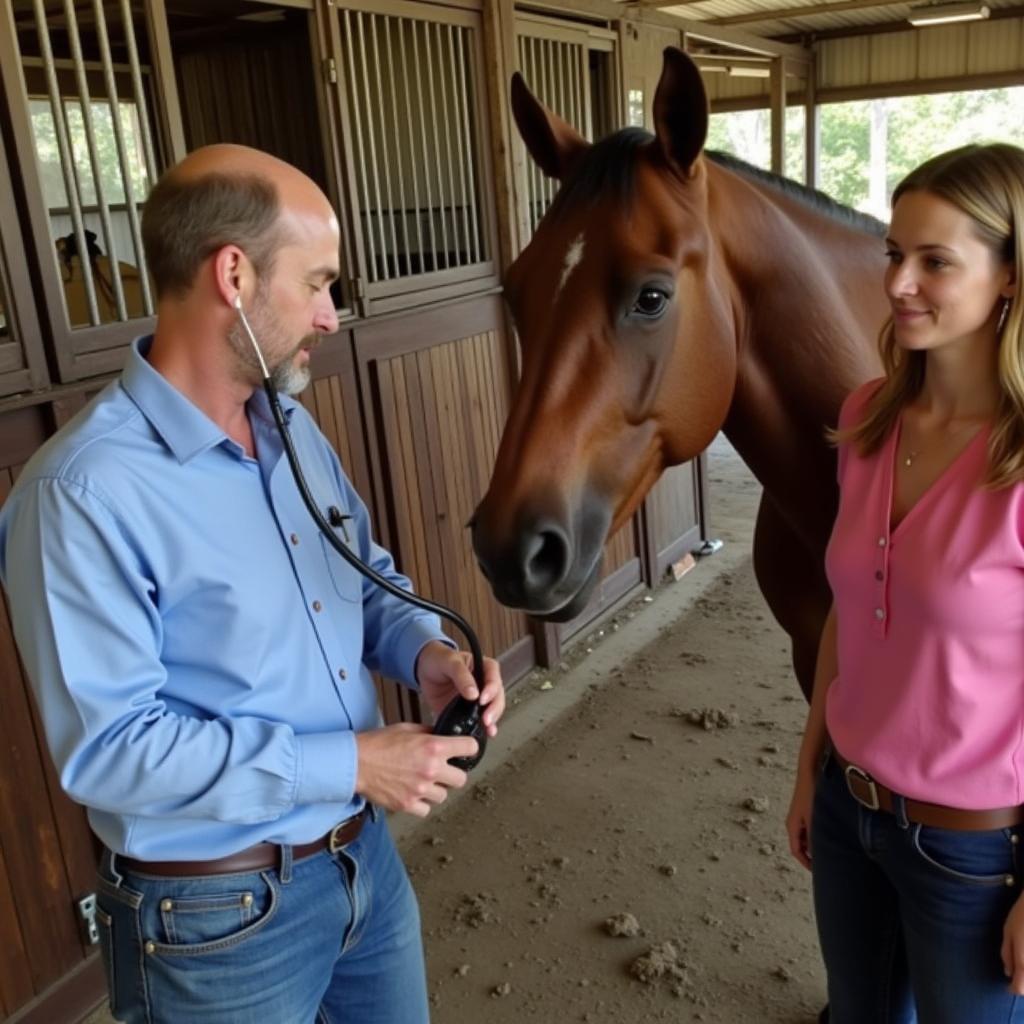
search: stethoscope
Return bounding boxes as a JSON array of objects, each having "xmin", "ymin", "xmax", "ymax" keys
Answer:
[{"xmin": 234, "ymin": 295, "xmax": 487, "ymax": 771}]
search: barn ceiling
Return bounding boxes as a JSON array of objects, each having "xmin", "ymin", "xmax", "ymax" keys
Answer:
[{"xmin": 627, "ymin": 0, "xmax": 1024, "ymax": 40}]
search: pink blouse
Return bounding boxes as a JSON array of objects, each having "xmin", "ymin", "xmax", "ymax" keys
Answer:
[{"xmin": 825, "ymin": 379, "xmax": 1024, "ymax": 810}]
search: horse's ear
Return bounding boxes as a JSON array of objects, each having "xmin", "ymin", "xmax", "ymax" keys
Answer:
[
  {"xmin": 510, "ymin": 72, "xmax": 589, "ymax": 180},
  {"xmin": 652, "ymin": 48, "xmax": 708, "ymax": 179}
]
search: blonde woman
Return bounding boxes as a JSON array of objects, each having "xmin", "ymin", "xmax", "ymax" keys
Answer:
[{"xmin": 786, "ymin": 143, "xmax": 1024, "ymax": 1024}]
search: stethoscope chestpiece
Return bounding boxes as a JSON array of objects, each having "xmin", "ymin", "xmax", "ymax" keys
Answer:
[{"xmin": 433, "ymin": 694, "xmax": 488, "ymax": 771}]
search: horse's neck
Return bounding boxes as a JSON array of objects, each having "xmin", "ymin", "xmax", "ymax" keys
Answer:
[{"xmin": 709, "ymin": 167, "xmax": 887, "ymax": 548}]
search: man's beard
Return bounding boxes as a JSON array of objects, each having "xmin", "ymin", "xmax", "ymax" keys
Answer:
[
  {"xmin": 227, "ymin": 294, "xmax": 313, "ymax": 397},
  {"xmin": 269, "ymin": 352, "xmax": 311, "ymax": 396}
]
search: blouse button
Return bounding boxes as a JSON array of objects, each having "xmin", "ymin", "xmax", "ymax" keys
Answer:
[
  {"xmin": 877, "ymin": 536, "xmax": 887, "ymax": 547},
  {"xmin": 874, "ymin": 608, "xmax": 885, "ymax": 621},
  {"xmin": 875, "ymin": 570, "xmax": 884, "ymax": 581}
]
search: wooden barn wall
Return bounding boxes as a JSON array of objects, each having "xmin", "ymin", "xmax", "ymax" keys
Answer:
[{"xmin": 0, "ymin": 403, "xmax": 107, "ymax": 1021}]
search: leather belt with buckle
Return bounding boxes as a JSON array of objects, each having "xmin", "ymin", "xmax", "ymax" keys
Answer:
[
  {"xmin": 118, "ymin": 806, "xmax": 370, "ymax": 877},
  {"xmin": 833, "ymin": 751, "xmax": 1024, "ymax": 832}
]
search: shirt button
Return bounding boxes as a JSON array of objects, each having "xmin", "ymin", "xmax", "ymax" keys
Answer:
[
  {"xmin": 290, "ymin": 533, "xmax": 300, "ymax": 545},
  {"xmin": 875, "ymin": 570, "xmax": 884, "ymax": 581},
  {"xmin": 312, "ymin": 600, "xmax": 323, "ymax": 613},
  {"xmin": 338, "ymin": 668, "xmax": 347, "ymax": 681},
  {"xmin": 874, "ymin": 608, "xmax": 885, "ymax": 621},
  {"xmin": 877, "ymin": 536, "xmax": 887, "ymax": 547}
]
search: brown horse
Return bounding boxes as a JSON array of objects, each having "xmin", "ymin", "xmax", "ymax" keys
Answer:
[{"xmin": 471, "ymin": 48, "xmax": 891, "ymax": 696}]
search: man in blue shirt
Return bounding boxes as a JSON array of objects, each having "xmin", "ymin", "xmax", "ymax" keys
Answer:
[{"xmin": 0, "ymin": 144, "xmax": 505, "ymax": 1023}]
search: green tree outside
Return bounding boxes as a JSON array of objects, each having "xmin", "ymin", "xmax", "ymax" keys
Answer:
[{"xmin": 707, "ymin": 86, "xmax": 1024, "ymax": 216}]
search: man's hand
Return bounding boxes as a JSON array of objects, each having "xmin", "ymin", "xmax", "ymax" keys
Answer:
[
  {"xmin": 414, "ymin": 641, "xmax": 505, "ymax": 737},
  {"xmin": 355, "ymin": 724, "xmax": 479, "ymax": 817}
]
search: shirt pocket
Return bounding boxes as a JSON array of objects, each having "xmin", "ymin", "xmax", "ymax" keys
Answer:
[{"xmin": 320, "ymin": 531, "xmax": 362, "ymax": 604}]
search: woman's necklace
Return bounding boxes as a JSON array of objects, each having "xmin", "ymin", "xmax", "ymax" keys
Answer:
[{"xmin": 902, "ymin": 415, "xmax": 986, "ymax": 469}]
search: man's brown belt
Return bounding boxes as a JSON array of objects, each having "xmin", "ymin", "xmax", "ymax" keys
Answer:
[
  {"xmin": 118, "ymin": 807, "xmax": 370, "ymax": 877},
  {"xmin": 833, "ymin": 751, "xmax": 1024, "ymax": 832}
]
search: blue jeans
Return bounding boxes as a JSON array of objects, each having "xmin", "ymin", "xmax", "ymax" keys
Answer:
[
  {"xmin": 94, "ymin": 810, "xmax": 428, "ymax": 1024},
  {"xmin": 812, "ymin": 753, "xmax": 1024, "ymax": 1024}
]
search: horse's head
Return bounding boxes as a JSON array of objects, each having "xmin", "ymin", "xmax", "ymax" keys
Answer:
[{"xmin": 472, "ymin": 48, "xmax": 738, "ymax": 621}]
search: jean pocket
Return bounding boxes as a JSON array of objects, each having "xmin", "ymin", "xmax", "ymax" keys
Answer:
[
  {"xmin": 159, "ymin": 888, "xmax": 260, "ymax": 945},
  {"xmin": 320, "ymin": 533, "xmax": 361, "ymax": 603},
  {"xmin": 911, "ymin": 823, "xmax": 1019, "ymax": 886},
  {"xmin": 144, "ymin": 871, "xmax": 280, "ymax": 958}
]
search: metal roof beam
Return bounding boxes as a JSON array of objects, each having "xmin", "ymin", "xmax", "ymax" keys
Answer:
[
  {"xmin": 709, "ymin": 0, "xmax": 921, "ymax": 29},
  {"xmin": 675, "ymin": 17, "xmax": 813, "ymax": 59}
]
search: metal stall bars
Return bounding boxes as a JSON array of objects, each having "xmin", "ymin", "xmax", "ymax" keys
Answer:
[
  {"xmin": 2, "ymin": 0, "xmax": 165, "ymax": 381},
  {"xmin": 331, "ymin": 0, "xmax": 499, "ymax": 316},
  {"xmin": 514, "ymin": 12, "xmax": 617, "ymax": 240}
]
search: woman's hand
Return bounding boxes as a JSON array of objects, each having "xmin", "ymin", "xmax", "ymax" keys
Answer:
[
  {"xmin": 1001, "ymin": 887, "xmax": 1024, "ymax": 993},
  {"xmin": 786, "ymin": 768, "xmax": 817, "ymax": 871}
]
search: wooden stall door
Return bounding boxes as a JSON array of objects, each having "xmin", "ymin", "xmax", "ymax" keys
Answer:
[
  {"xmin": 0, "ymin": 405, "xmax": 106, "ymax": 1024},
  {"xmin": 353, "ymin": 294, "xmax": 535, "ymax": 691},
  {"xmin": 642, "ymin": 459, "xmax": 707, "ymax": 580}
]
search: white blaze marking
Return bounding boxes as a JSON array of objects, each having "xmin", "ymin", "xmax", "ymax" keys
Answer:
[{"xmin": 557, "ymin": 233, "xmax": 585, "ymax": 294}]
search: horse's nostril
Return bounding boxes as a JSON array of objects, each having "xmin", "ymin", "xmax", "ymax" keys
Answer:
[{"xmin": 523, "ymin": 527, "xmax": 570, "ymax": 593}]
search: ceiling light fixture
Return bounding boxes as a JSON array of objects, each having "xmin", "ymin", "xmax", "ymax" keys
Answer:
[
  {"xmin": 727, "ymin": 65, "xmax": 771, "ymax": 78},
  {"xmin": 907, "ymin": 2, "xmax": 990, "ymax": 27}
]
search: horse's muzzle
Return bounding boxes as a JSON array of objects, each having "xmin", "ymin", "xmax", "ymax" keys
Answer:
[{"xmin": 471, "ymin": 497, "xmax": 610, "ymax": 617}]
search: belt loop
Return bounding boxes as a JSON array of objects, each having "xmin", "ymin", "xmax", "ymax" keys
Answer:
[
  {"xmin": 279, "ymin": 844, "xmax": 294, "ymax": 885},
  {"xmin": 367, "ymin": 803, "xmax": 378, "ymax": 823},
  {"xmin": 892, "ymin": 792, "xmax": 910, "ymax": 830},
  {"xmin": 107, "ymin": 850, "xmax": 125, "ymax": 887}
]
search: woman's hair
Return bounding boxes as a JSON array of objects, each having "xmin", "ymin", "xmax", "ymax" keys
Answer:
[{"xmin": 838, "ymin": 142, "xmax": 1024, "ymax": 488}]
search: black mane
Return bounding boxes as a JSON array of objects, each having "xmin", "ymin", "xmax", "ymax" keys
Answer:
[
  {"xmin": 706, "ymin": 149, "xmax": 886, "ymax": 237},
  {"xmin": 547, "ymin": 126, "xmax": 885, "ymax": 238},
  {"xmin": 548, "ymin": 128, "xmax": 652, "ymax": 219}
]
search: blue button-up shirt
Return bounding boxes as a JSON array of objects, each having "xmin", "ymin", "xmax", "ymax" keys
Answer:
[{"xmin": 0, "ymin": 338, "xmax": 449, "ymax": 859}]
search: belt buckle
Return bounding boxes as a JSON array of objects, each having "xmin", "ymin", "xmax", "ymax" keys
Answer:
[
  {"xmin": 328, "ymin": 816, "xmax": 353, "ymax": 855},
  {"xmin": 844, "ymin": 763, "xmax": 880, "ymax": 811}
]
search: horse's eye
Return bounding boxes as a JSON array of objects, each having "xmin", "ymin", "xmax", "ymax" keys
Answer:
[{"xmin": 632, "ymin": 288, "xmax": 668, "ymax": 319}]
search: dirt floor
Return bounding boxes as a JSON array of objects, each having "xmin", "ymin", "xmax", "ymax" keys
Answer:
[{"xmin": 86, "ymin": 436, "xmax": 825, "ymax": 1024}]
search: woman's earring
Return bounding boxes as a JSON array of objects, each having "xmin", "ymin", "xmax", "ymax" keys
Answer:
[{"xmin": 998, "ymin": 297, "xmax": 1011, "ymax": 334}]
